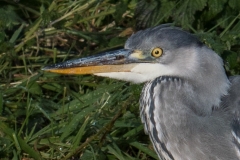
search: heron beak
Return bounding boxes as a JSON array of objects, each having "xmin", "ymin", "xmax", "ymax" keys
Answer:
[{"xmin": 42, "ymin": 49, "xmax": 148, "ymax": 75}]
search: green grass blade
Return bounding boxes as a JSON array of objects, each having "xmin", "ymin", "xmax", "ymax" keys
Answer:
[
  {"xmin": 130, "ymin": 142, "xmax": 158, "ymax": 159},
  {"xmin": 0, "ymin": 122, "xmax": 42, "ymax": 160}
]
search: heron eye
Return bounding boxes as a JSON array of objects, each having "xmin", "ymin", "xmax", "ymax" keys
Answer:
[{"xmin": 151, "ymin": 47, "xmax": 163, "ymax": 58}]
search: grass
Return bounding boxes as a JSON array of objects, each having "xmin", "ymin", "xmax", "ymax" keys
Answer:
[{"xmin": 0, "ymin": 0, "xmax": 240, "ymax": 159}]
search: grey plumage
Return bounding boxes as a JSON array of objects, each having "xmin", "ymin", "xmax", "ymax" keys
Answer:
[
  {"xmin": 134, "ymin": 26, "xmax": 240, "ymax": 160},
  {"xmin": 43, "ymin": 24, "xmax": 240, "ymax": 160},
  {"xmin": 140, "ymin": 75, "xmax": 240, "ymax": 160}
]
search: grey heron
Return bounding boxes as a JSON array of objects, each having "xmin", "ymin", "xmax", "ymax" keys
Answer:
[{"xmin": 43, "ymin": 24, "xmax": 240, "ymax": 160}]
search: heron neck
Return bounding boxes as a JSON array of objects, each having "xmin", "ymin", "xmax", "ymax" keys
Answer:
[
  {"xmin": 141, "ymin": 66, "xmax": 229, "ymax": 118},
  {"xmin": 188, "ymin": 47, "xmax": 230, "ymax": 112}
]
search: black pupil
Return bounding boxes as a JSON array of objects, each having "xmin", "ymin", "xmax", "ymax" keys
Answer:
[{"xmin": 155, "ymin": 50, "xmax": 159, "ymax": 55}]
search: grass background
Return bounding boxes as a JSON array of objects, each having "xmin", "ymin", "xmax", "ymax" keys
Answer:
[{"xmin": 0, "ymin": 0, "xmax": 240, "ymax": 159}]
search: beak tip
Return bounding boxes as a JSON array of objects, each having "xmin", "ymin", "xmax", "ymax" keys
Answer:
[
  {"xmin": 42, "ymin": 64, "xmax": 56, "ymax": 71},
  {"xmin": 41, "ymin": 67, "xmax": 48, "ymax": 71}
]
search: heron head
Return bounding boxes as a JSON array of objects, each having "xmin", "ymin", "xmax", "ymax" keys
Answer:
[{"xmin": 42, "ymin": 24, "xmax": 227, "ymax": 86}]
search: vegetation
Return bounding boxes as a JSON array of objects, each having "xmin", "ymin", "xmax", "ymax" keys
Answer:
[{"xmin": 0, "ymin": 0, "xmax": 239, "ymax": 159}]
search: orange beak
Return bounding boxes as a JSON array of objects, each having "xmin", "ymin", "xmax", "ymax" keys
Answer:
[{"xmin": 42, "ymin": 49, "xmax": 149, "ymax": 75}]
